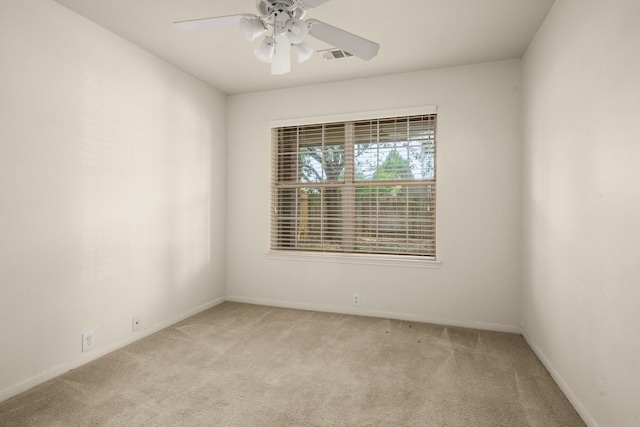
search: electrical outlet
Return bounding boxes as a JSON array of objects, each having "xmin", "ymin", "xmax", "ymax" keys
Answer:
[
  {"xmin": 82, "ymin": 330, "xmax": 95, "ymax": 352},
  {"xmin": 132, "ymin": 315, "xmax": 141, "ymax": 331},
  {"xmin": 353, "ymin": 293, "xmax": 361, "ymax": 306}
]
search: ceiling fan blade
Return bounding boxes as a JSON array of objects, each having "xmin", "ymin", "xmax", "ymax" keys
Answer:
[
  {"xmin": 174, "ymin": 14, "xmax": 255, "ymax": 32},
  {"xmin": 307, "ymin": 19, "xmax": 379, "ymax": 61},
  {"xmin": 271, "ymin": 34, "xmax": 291, "ymax": 75},
  {"xmin": 299, "ymin": 0, "xmax": 330, "ymax": 9}
]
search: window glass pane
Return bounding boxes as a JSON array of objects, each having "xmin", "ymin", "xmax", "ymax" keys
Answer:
[
  {"xmin": 277, "ymin": 128, "xmax": 299, "ymax": 182},
  {"xmin": 355, "ymin": 145, "xmax": 414, "ymax": 180},
  {"xmin": 296, "ymin": 123, "xmax": 345, "ymax": 183},
  {"xmin": 299, "ymin": 146, "xmax": 324, "ymax": 182},
  {"xmin": 274, "ymin": 188, "xmax": 298, "ymax": 248},
  {"xmin": 354, "ymin": 116, "xmax": 435, "ymax": 181},
  {"xmin": 276, "ymin": 187, "xmax": 344, "ymax": 252},
  {"xmin": 355, "ymin": 184, "xmax": 435, "ymax": 255}
]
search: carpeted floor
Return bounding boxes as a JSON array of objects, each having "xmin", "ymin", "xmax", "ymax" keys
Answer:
[{"xmin": 0, "ymin": 302, "xmax": 585, "ymax": 426}]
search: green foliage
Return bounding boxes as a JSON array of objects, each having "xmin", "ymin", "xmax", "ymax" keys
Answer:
[{"xmin": 374, "ymin": 148, "xmax": 414, "ymax": 180}]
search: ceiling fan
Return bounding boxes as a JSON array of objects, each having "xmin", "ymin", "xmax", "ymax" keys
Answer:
[{"xmin": 173, "ymin": 0, "xmax": 380, "ymax": 75}]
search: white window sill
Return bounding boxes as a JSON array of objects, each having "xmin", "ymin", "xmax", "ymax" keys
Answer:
[{"xmin": 265, "ymin": 250, "xmax": 441, "ymax": 269}]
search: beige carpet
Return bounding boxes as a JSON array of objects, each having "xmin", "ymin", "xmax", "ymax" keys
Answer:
[{"xmin": 0, "ymin": 302, "xmax": 585, "ymax": 426}]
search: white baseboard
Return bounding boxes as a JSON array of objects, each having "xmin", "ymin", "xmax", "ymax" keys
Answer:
[
  {"xmin": 226, "ymin": 295, "xmax": 522, "ymax": 334},
  {"xmin": 6, "ymin": 294, "xmax": 597, "ymax": 427},
  {"xmin": 521, "ymin": 328, "xmax": 598, "ymax": 427},
  {"xmin": 0, "ymin": 296, "xmax": 226, "ymax": 404}
]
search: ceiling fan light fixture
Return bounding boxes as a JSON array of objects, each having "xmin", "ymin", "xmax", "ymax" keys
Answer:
[
  {"xmin": 284, "ymin": 18, "xmax": 309, "ymax": 44},
  {"xmin": 239, "ymin": 16, "xmax": 266, "ymax": 42},
  {"xmin": 292, "ymin": 42, "xmax": 314, "ymax": 63},
  {"xmin": 254, "ymin": 37, "xmax": 275, "ymax": 63}
]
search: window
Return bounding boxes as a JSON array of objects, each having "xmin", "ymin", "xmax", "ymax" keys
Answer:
[{"xmin": 270, "ymin": 113, "xmax": 436, "ymax": 258}]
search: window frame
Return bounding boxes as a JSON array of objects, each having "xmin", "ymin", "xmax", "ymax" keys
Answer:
[{"xmin": 267, "ymin": 106, "xmax": 441, "ymax": 268}]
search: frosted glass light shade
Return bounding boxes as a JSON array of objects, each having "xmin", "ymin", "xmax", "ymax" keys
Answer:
[
  {"xmin": 239, "ymin": 17, "xmax": 266, "ymax": 42},
  {"xmin": 285, "ymin": 18, "xmax": 309, "ymax": 44},
  {"xmin": 292, "ymin": 42, "xmax": 313, "ymax": 63},
  {"xmin": 254, "ymin": 38, "xmax": 275, "ymax": 63}
]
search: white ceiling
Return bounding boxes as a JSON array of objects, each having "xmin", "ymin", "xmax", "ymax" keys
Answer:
[{"xmin": 53, "ymin": 0, "xmax": 555, "ymax": 95}]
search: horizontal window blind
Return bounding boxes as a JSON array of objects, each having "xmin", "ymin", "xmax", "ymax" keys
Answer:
[{"xmin": 271, "ymin": 114, "xmax": 436, "ymax": 257}]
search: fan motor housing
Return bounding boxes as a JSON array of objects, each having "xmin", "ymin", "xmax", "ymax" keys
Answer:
[{"xmin": 258, "ymin": 0, "xmax": 305, "ymax": 19}]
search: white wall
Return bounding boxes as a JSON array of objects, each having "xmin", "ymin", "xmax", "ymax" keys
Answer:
[
  {"xmin": 0, "ymin": 0, "xmax": 227, "ymax": 399},
  {"xmin": 521, "ymin": 0, "xmax": 640, "ymax": 426},
  {"xmin": 226, "ymin": 60, "xmax": 522, "ymax": 331}
]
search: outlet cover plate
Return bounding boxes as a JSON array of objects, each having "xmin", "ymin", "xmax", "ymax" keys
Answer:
[
  {"xmin": 82, "ymin": 330, "xmax": 95, "ymax": 352},
  {"xmin": 132, "ymin": 315, "xmax": 141, "ymax": 331}
]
